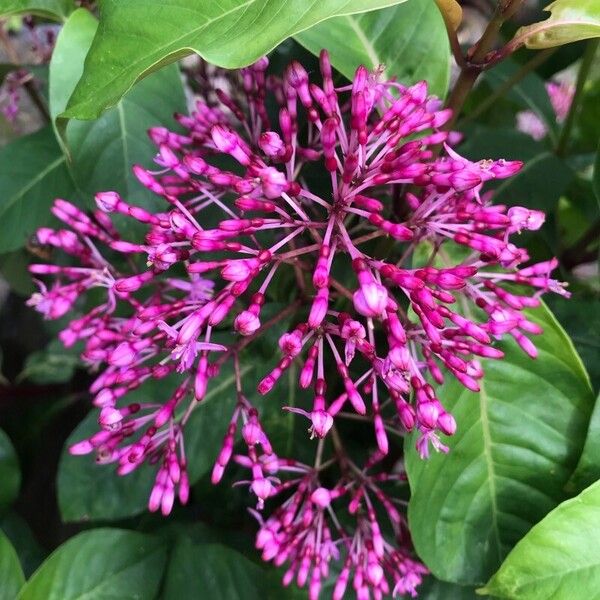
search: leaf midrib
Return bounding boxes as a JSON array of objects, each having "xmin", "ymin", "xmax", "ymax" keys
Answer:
[{"xmin": 344, "ymin": 14, "xmax": 381, "ymax": 70}]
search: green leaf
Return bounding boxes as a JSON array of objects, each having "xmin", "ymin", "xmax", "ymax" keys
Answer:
[
  {"xmin": 60, "ymin": 0, "xmax": 409, "ymax": 122},
  {"xmin": 17, "ymin": 529, "xmax": 167, "ymax": 600},
  {"xmin": 566, "ymin": 392, "xmax": 600, "ymax": 493},
  {"xmin": 184, "ymin": 360, "xmax": 254, "ymax": 482},
  {"xmin": 58, "ymin": 363, "xmax": 253, "ymax": 521},
  {"xmin": 481, "ymin": 480, "xmax": 600, "ymax": 599},
  {"xmin": 493, "ymin": 151, "xmax": 573, "ymax": 213},
  {"xmin": 49, "ymin": 8, "xmax": 186, "ymax": 209},
  {"xmin": 17, "ymin": 339, "xmax": 79, "ymax": 385},
  {"xmin": 0, "ymin": 125, "xmax": 77, "ymax": 253},
  {"xmin": 418, "ymin": 576, "xmax": 478, "ymax": 599},
  {"xmin": 295, "ymin": 0, "xmax": 450, "ymax": 97},
  {"xmin": 162, "ymin": 540, "xmax": 264, "ymax": 599},
  {"xmin": 0, "ymin": 429, "xmax": 20, "ymax": 514},
  {"xmin": 405, "ymin": 303, "xmax": 595, "ymax": 584},
  {"xmin": 0, "ymin": 530, "xmax": 25, "ymax": 600},
  {"xmin": 1, "ymin": 512, "xmax": 46, "ymax": 578},
  {"xmin": 594, "ymin": 139, "xmax": 600, "ymax": 203},
  {"xmin": 0, "ymin": 0, "xmax": 74, "ymax": 20},
  {"xmin": 57, "ymin": 410, "xmax": 156, "ymax": 522},
  {"xmin": 483, "ymin": 59, "xmax": 558, "ymax": 142},
  {"xmin": 512, "ymin": 0, "xmax": 600, "ymax": 50}
]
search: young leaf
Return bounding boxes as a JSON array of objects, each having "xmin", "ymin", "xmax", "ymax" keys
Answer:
[
  {"xmin": 17, "ymin": 529, "xmax": 167, "ymax": 599},
  {"xmin": 0, "ymin": 429, "xmax": 20, "ymax": 514},
  {"xmin": 405, "ymin": 303, "xmax": 595, "ymax": 584},
  {"xmin": 0, "ymin": 530, "xmax": 25, "ymax": 600},
  {"xmin": 295, "ymin": 0, "xmax": 450, "ymax": 97},
  {"xmin": 512, "ymin": 0, "xmax": 600, "ymax": 50},
  {"xmin": 49, "ymin": 8, "xmax": 186, "ymax": 210},
  {"xmin": 434, "ymin": 0, "xmax": 462, "ymax": 32},
  {"xmin": 481, "ymin": 480, "xmax": 600, "ymax": 599},
  {"xmin": 60, "ymin": 0, "xmax": 409, "ymax": 122},
  {"xmin": 0, "ymin": 0, "xmax": 74, "ymax": 20},
  {"xmin": 0, "ymin": 126, "xmax": 78, "ymax": 253}
]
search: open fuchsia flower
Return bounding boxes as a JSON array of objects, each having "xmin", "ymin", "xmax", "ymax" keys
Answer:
[{"xmin": 27, "ymin": 51, "xmax": 569, "ymax": 598}]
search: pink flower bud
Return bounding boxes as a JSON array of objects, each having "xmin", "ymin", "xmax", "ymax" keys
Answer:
[
  {"xmin": 310, "ymin": 409, "xmax": 333, "ymax": 438},
  {"xmin": 235, "ymin": 311, "xmax": 261, "ymax": 336},
  {"xmin": 310, "ymin": 487, "xmax": 332, "ymax": 508},
  {"xmin": 259, "ymin": 131, "xmax": 285, "ymax": 157},
  {"xmin": 95, "ymin": 191, "xmax": 122, "ymax": 212}
]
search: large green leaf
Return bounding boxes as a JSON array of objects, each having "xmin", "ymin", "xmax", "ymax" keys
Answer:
[
  {"xmin": 0, "ymin": 0, "xmax": 74, "ymax": 20},
  {"xmin": 0, "ymin": 531, "xmax": 25, "ymax": 600},
  {"xmin": 60, "ymin": 0, "xmax": 409, "ymax": 121},
  {"xmin": 17, "ymin": 529, "xmax": 167, "ymax": 599},
  {"xmin": 295, "ymin": 0, "xmax": 450, "ymax": 97},
  {"xmin": 0, "ymin": 126, "xmax": 78, "ymax": 253},
  {"xmin": 183, "ymin": 361, "xmax": 248, "ymax": 483},
  {"xmin": 566, "ymin": 392, "xmax": 600, "ymax": 493},
  {"xmin": 58, "ymin": 362, "xmax": 257, "ymax": 521},
  {"xmin": 512, "ymin": 0, "xmax": 600, "ymax": 50},
  {"xmin": 57, "ymin": 410, "xmax": 156, "ymax": 522},
  {"xmin": 50, "ymin": 8, "xmax": 186, "ymax": 209},
  {"xmin": 0, "ymin": 429, "xmax": 20, "ymax": 514},
  {"xmin": 162, "ymin": 540, "xmax": 264, "ymax": 599},
  {"xmin": 481, "ymin": 480, "xmax": 600, "ymax": 598},
  {"xmin": 1, "ymin": 512, "xmax": 46, "ymax": 578},
  {"xmin": 405, "ymin": 303, "xmax": 594, "ymax": 584}
]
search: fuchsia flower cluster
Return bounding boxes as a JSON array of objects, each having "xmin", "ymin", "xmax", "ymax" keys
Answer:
[{"xmin": 28, "ymin": 52, "xmax": 568, "ymax": 598}]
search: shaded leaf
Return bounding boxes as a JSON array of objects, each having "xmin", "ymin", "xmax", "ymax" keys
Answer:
[
  {"xmin": 0, "ymin": 429, "xmax": 20, "ymax": 514},
  {"xmin": 162, "ymin": 539, "xmax": 264, "ymax": 600},
  {"xmin": 60, "ymin": 0, "xmax": 409, "ymax": 121},
  {"xmin": 17, "ymin": 339, "xmax": 79, "ymax": 385},
  {"xmin": 594, "ymin": 139, "xmax": 600, "ymax": 203},
  {"xmin": 418, "ymin": 576, "xmax": 478, "ymax": 599},
  {"xmin": 513, "ymin": 0, "xmax": 600, "ymax": 50},
  {"xmin": 57, "ymin": 411, "xmax": 157, "ymax": 522},
  {"xmin": 481, "ymin": 480, "xmax": 600, "ymax": 599},
  {"xmin": 295, "ymin": 0, "xmax": 450, "ymax": 97},
  {"xmin": 0, "ymin": 0, "xmax": 74, "ymax": 20},
  {"xmin": 49, "ymin": 8, "xmax": 186, "ymax": 210},
  {"xmin": 184, "ymin": 360, "xmax": 255, "ymax": 482},
  {"xmin": 493, "ymin": 151, "xmax": 573, "ymax": 212},
  {"xmin": 1, "ymin": 512, "xmax": 46, "ymax": 578},
  {"xmin": 483, "ymin": 59, "xmax": 558, "ymax": 142},
  {"xmin": 406, "ymin": 303, "xmax": 595, "ymax": 584},
  {"xmin": 17, "ymin": 529, "xmax": 167, "ymax": 599},
  {"xmin": 0, "ymin": 530, "xmax": 24, "ymax": 600},
  {"xmin": 0, "ymin": 126, "xmax": 77, "ymax": 253}
]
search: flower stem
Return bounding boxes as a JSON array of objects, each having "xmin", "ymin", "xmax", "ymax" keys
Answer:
[
  {"xmin": 556, "ymin": 38, "xmax": 599, "ymax": 157},
  {"xmin": 444, "ymin": 0, "xmax": 525, "ymax": 131}
]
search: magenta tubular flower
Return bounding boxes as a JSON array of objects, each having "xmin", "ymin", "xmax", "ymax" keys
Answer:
[{"xmin": 28, "ymin": 51, "xmax": 568, "ymax": 598}]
